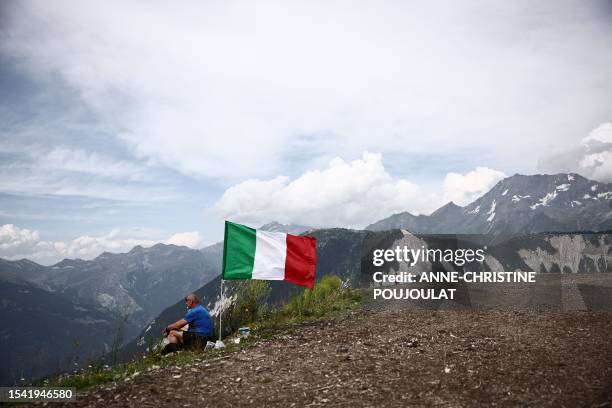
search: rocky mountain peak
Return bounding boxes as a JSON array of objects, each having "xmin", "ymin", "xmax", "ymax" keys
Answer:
[
  {"xmin": 367, "ymin": 173, "xmax": 612, "ymax": 236},
  {"xmin": 431, "ymin": 201, "xmax": 462, "ymax": 217},
  {"xmin": 472, "ymin": 172, "xmax": 608, "ymax": 212},
  {"xmin": 259, "ymin": 221, "xmax": 313, "ymax": 235}
]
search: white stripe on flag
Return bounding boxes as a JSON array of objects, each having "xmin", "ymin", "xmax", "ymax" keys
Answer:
[{"xmin": 252, "ymin": 231, "xmax": 287, "ymax": 280}]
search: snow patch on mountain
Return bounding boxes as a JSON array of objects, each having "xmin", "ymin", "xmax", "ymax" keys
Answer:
[
  {"xmin": 467, "ymin": 205, "xmax": 480, "ymax": 215},
  {"xmin": 512, "ymin": 194, "xmax": 531, "ymax": 203},
  {"xmin": 486, "ymin": 200, "xmax": 496, "ymax": 222},
  {"xmin": 530, "ymin": 190, "xmax": 558, "ymax": 210},
  {"xmin": 568, "ymin": 174, "xmax": 575, "ymax": 181},
  {"xmin": 487, "ymin": 200, "xmax": 496, "ymax": 215},
  {"xmin": 556, "ymin": 184, "xmax": 570, "ymax": 192},
  {"xmin": 591, "ymin": 185, "xmax": 598, "ymax": 191},
  {"xmin": 502, "ymin": 189, "xmax": 509, "ymax": 196},
  {"xmin": 597, "ymin": 191, "xmax": 612, "ymax": 199}
]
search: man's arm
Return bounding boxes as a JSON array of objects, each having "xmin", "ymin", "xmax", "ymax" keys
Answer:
[{"xmin": 163, "ymin": 319, "xmax": 188, "ymax": 334}]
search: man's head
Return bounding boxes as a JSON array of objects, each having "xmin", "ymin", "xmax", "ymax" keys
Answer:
[{"xmin": 184, "ymin": 293, "xmax": 199, "ymax": 309}]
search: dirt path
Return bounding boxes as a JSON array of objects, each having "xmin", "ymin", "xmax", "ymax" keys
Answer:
[{"xmin": 52, "ymin": 310, "xmax": 612, "ymax": 407}]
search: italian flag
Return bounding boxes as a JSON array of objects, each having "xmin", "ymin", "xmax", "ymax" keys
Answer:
[{"xmin": 222, "ymin": 221, "xmax": 317, "ymax": 289}]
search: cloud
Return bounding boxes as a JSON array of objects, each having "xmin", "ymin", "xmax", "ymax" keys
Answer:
[
  {"xmin": 0, "ymin": 224, "xmax": 202, "ymax": 265},
  {"xmin": 578, "ymin": 122, "xmax": 612, "ymax": 182},
  {"xmin": 38, "ymin": 147, "xmax": 151, "ymax": 181},
  {"xmin": 0, "ymin": 224, "xmax": 41, "ymax": 254},
  {"xmin": 0, "ymin": 170, "xmax": 177, "ymax": 202},
  {"xmin": 442, "ymin": 167, "xmax": 507, "ymax": 206},
  {"xmin": 215, "ymin": 152, "xmax": 437, "ymax": 228},
  {"xmin": 3, "ymin": 1, "xmax": 612, "ymax": 182},
  {"xmin": 166, "ymin": 231, "xmax": 202, "ymax": 248},
  {"xmin": 2, "ymin": 1, "xmax": 612, "ymax": 247},
  {"xmin": 539, "ymin": 122, "xmax": 612, "ymax": 183},
  {"xmin": 0, "ymin": 144, "xmax": 178, "ymax": 201},
  {"xmin": 582, "ymin": 122, "xmax": 612, "ymax": 145}
]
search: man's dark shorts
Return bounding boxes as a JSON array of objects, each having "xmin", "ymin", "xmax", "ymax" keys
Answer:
[{"xmin": 183, "ymin": 331, "xmax": 212, "ymax": 348}]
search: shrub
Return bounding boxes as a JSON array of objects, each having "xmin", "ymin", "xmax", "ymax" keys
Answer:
[
  {"xmin": 282, "ymin": 275, "xmax": 361, "ymax": 318},
  {"xmin": 226, "ymin": 280, "xmax": 271, "ymax": 330}
]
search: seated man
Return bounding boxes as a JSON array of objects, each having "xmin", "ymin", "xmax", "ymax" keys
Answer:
[{"xmin": 162, "ymin": 293, "xmax": 213, "ymax": 354}]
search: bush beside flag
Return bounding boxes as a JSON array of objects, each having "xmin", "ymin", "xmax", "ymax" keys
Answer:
[{"xmin": 222, "ymin": 221, "xmax": 317, "ymax": 288}]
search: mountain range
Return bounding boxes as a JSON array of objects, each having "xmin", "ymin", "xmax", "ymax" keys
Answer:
[
  {"xmin": 0, "ymin": 222, "xmax": 310, "ymax": 384},
  {"xmin": 1, "ymin": 244, "xmax": 223, "ymax": 338},
  {"xmin": 1, "ymin": 173, "xmax": 611, "ymax": 384},
  {"xmin": 367, "ymin": 173, "xmax": 612, "ymax": 240}
]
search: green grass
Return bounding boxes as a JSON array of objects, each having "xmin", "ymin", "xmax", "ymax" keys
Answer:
[
  {"xmin": 256, "ymin": 275, "xmax": 362, "ymax": 331},
  {"xmin": 50, "ymin": 344, "xmax": 231, "ymax": 390},
  {"xmin": 48, "ymin": 275, "xmax": 362, "ymax": 391}
]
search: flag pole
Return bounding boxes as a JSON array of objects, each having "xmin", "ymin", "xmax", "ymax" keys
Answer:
[{"xmin": 218, "ymin": 277, "xmax": 224, "ymax": 342}]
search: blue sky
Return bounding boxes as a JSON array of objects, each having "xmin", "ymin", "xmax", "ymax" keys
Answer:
[{"xmin": 1, "ymin": 0, "xmax": 612, "ymax": 264}]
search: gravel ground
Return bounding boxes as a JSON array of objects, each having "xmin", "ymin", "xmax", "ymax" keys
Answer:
[{"xmin": 48, "ymin": 309, "xmax": 612, "ymax": 407}]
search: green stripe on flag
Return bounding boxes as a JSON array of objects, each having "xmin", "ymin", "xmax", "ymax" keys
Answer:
[{"xmin": 222, "ymin": 221, "xmax": 257, "ymax": 280}]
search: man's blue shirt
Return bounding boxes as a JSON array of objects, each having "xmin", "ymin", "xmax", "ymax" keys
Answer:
[{"xmin": 183, "ymin": 304, "xmax": 213, "ymax": 336}]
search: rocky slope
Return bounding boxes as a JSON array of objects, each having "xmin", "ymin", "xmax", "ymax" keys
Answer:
[{"xmin": 55, "ymin": 308, "xmax": 612, "ymax": 407}]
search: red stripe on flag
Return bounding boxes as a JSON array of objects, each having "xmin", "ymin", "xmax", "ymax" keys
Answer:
[{"xmin": 284, "ymin": 234, "xmax": 316, "ymax": 289}]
